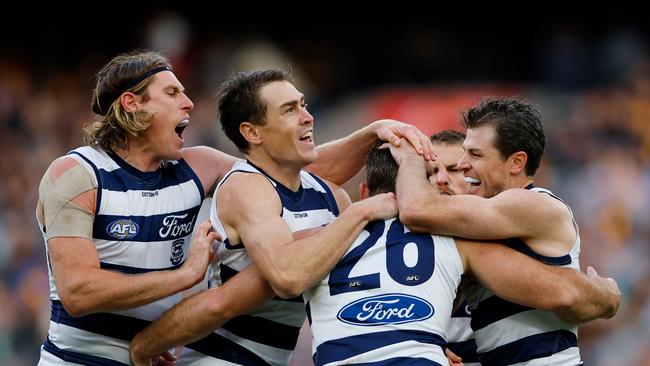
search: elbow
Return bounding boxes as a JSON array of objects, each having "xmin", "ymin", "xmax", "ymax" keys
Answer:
[
  {"xmin": 399, "ymin": 207, "xmax": 429, "ymax": 232},
  {"xmin": 269, "ymin": 274, "xmax": 305, "ymax": 299},
  {"xmin": 203, "ymin": 296, "xmax": 238, "ymax": 323},
  {"xmin": 58, "ymin": 281, "xmax": 97, "ymax": 317},
  {"xmin": 59, "ymin": 293, "xmax": 92, "ymax": 317}
]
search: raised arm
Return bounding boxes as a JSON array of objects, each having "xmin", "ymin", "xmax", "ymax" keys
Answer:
[
  {"xmin": 130, "ymin": 265, "xmax": 275, "ymax": 366},
  {"xmin": 38, "ymin": 157, "xmax": 217, "ymax": 316},
  {"xmin": 391, "ymin": 142, "xmax": 568, "ymax": 244},
  {"xmin": 307, "ymin": 119, "xmax": 434, "ymax": 185},
  {"xmin": 218, "ymin": 173, "xmax": 396, "ymax": 298},
  {"xmin": 457, "ymin": 239, "xmax": 620, "ymax": 323}
]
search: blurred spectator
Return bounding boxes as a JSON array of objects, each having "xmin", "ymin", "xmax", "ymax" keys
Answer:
[{"xmin": 1, "ymin": 17, "xmax": 648, "ymax": 364}]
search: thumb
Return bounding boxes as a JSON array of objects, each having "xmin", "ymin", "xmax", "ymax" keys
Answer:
[
  {"xmin": 208, "ymin": 231, "xmax": 221, "ymax": 242},
  {"xmin": 586, "ymin": 266, "xmax": 597, "ymax": 278}
]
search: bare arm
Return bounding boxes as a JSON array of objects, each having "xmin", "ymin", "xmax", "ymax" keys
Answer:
[
  {"xmin": 48, "ymin": 220, "xmax": 217, "ymax": 316},
  {"xmin": 392, "ymin": 145, "xmax": 568, "ymax": 245},
  {"xmin": 457, "ymin": 240, "xmax": 620, "ymax": 323},
  {"xmin": 129, "ymin": 266, "xmax": 274, "ymax": 366},
  {"xmin": 307, "ymin": 119, "xmax": 434, "ymax": 185},
  {"xmin": 41, "ymin": 157, "xmax": 217, "ymax": 316},
  {"xmin": 219, "ymin": 173, "xmax": 396, "ymax": 298},
  {"xmin": 182, "ymin": 146, "xmax": 239, "ymax": 195}
]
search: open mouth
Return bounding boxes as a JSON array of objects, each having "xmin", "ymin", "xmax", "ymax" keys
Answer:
[
  {"xmin": 175, "ymin": 118, "xmax": 189, "ymax": 139},
  {"xmin": 299, "ymin": 130, "xmax": 313, "ymax": 143},
  {"xmin": 464, "ymin": 177, "xmax": 481, "ymax": 192}
]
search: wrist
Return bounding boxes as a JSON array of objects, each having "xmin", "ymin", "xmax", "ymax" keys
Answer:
[
  {"xmin": 398, "ymin": 153, "xmax": 425, "ymax": 167},
  {"xmin": 349, "ymin": 201, "xmax": 373, "ymax": 223},
  {"xmin": 129, "ymin": 336, "xmax": 147, "ymax": 363},
  {"xmin": 177, "ymin": 265, "xmax": 199, "ymax": 290}
]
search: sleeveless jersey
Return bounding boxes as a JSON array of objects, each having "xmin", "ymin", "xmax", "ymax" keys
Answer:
[
  {"xmin": 447, "ymin": 299, "xmax": 480, "ymax": 365},
  {"xmin": 39, "ymin": 146, "xmax": 204, "ymax": 366},
  {"xmin": 304, "ymin": 217, "xmax": 464, "ymax": 366},
  {"xmin": 181, "ymin": 160, "xmax": 339, "ymax": 366},
  {"xmin": 465, "ymin": 186, "xmax": 582, "ymax": 366}
]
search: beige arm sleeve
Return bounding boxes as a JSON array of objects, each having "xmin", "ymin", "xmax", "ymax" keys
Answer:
[{"xmin": 39, "ymin": 163, "xmax": 96, "ymax": 240}]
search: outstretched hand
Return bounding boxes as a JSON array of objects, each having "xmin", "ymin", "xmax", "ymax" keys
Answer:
[{"xmin": 372, "ymin": 119, "xmax": 435, "ymax": 161}]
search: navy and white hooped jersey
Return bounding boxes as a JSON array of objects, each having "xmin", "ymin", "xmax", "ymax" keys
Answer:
[
  {"xmin": 39, "ymin": 146, "xmax": 204, "ymax": 366},
  {"xmin": 181, "ymin": 160, "xmax": 339, "ymax": 366},
  {"xmin": 303, "ymin": 217, "xmax": 464, "ymax": 366},
  {"xmin": 447, "ymin": 299, "xmax": 480, "ymax": 366},
  {"xmin": 465, "ymin": 185, "xmax": 582, "ymax": 366}
]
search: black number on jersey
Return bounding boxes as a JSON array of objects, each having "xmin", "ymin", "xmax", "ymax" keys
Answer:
[{"xmin": 328, "ymin": 220, "xmax": 435, "ymax": 296}]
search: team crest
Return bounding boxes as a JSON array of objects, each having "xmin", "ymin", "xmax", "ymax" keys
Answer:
[{"xmin": 170, "ymin": 239, "xmax": 185, "ymax": 265}]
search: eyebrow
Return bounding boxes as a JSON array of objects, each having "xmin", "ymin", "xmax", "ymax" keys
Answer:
[
  {"xmin": 166, "ymin": 85, "xmax": 184, "ymax": 93},
  {"xmin": 279, "ymin": 95, "xmax": 305, "ymax": 110}
]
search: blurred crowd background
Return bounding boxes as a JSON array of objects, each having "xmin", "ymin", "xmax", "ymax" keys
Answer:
[{"xmin": 1, "ymin": 11, "xmax": 649, "ymax": 365}]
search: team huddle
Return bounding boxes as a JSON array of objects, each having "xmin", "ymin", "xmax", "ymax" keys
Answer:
[{"xmin": 36, "ymin": 50, "xmax": 620, "ymax": 366}]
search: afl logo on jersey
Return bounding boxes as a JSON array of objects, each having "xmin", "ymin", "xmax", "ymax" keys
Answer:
[
  {"xmin": 338, "ymin": 293, "xmax": 433, "ymax": 326},
  {"xmin": 107, "ymin": 219, "xmax": 139, "ymax": 239}
]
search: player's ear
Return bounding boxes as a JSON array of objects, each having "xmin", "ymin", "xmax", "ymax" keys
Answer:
[
  {"xmin": 508, "ymin": 151, "xmax": 528, "ymax": 175},
  {"xmin": 359, "ymin": 182, "xmax": 370, "ymax": 200},
  {"xmin": 240, "ymin": 122, "xmax": 262, "ymax": 146},
  {"xmin": 120, "ymin": 92, "xmax": 139, "ymax": 113}
]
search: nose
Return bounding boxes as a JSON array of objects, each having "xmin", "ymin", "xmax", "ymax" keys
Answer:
[
  {"xmin": 457, "ymin": 151, "xmax": 470, "ymax": 172},
  {"xmin": 436, "ymin": 170, "xmax": 449, "ymax": 187},
  {"xmin": 301, "ymin": 107, "xmax": 314, "ymax": 125},
  {"xmin": 181, "ymin": 93, "xmax": 194, "ymax": 111}
]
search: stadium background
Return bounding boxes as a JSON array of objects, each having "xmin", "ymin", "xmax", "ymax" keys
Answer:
[{"xmin": 1, "ymin": 11, "xmax": 648, "ymax": 365}]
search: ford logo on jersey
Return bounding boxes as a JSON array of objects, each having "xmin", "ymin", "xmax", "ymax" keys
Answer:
[
  {"xmin": 337, "ymin": 293, "xmax": 433, "ymax": 326},
  {"xmin": 107, "ymin": 219, "xmax": 139, "ymax": 239}
]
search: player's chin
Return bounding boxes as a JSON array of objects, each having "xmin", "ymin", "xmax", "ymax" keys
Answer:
[
  {"xmin": 166, "ymin": 147, "xmax": 184, "ymax": 161},
  {"xmin": 302, "ymin": 149, "xmax": 318, "ymax": 164}
]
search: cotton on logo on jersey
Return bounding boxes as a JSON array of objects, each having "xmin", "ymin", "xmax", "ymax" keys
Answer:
[
  {"xmin": 159, "ymin": 214, "xmax": 195, "ymax": 239},
  {"xmin": 338, "ymin": 293, "xmax": 433, "ymax": 326},
  {"xmin": 107, "ymin": 219, "xmax": 139, "ymax": 239}
]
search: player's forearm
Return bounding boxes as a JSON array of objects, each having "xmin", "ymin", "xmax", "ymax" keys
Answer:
[
  {"xmin": 59, "ymin": 268, "xmax": 197, "ymax": 316},
  {"xmin": 552, "ymin": 269, "xmax": 618, "ymax": 323},
  {"xmin": 309, "ymin": 124, "xmax": 377, "ymax": 186},
  {"xmin": 130, "ymin": 291, "xmax": 221, "ymax": 362},
  {"xmin": 130, "ymin": 267, "xmax": 276, "ymax": 363},
  {"xmin": 268, "ymin": 203, "xmax": 372, "ymax": 298},
  {"xmin": 396, "ymin": 157, "xmax": 442, "ymax": 233}
]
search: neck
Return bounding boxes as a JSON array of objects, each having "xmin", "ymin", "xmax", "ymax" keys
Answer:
[
  {"xmin": 246, "ymin": 150, "xmax": 303, "ymax": 191},
  {"xmin": 112, "ymin": 145, "xmax": 161, "ymax": 172},
  {"xmin": 509, "ymin": 175, "xmax": 535, "ymax": 190}
]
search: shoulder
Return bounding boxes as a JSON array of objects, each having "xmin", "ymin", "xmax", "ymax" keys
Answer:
[
  {"xmin": 182, "ymin": 146, "xmax": 237, "ymax": 167},
  {"xmin": 496, "ymin": 188, "xmax": 565, "ymax": 212},
  {"xmin": 182, "ymin": 146, "xmax": 238, "ymax": 194},
  {"xmin": 218, "ymin": 171, "xmax": 278, "ymax": 204},
  {"xmin": 217, "ymin": 171, "xmax": 282, "ymax": 222},
  {"xmin": 46, "ymin": 155, "xmax": 95, "ymax": 183},
  {"xmin": 495, "ymin": 188, "xmax": 572, "ymax": 230}
]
